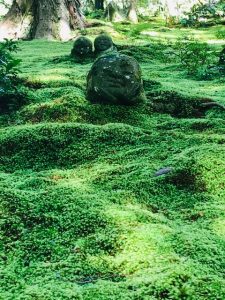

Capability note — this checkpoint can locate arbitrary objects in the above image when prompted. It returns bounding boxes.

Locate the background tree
[1,0,222,41]
[105,0,138,23]
[95,0,104,10]
[0,0,85,41]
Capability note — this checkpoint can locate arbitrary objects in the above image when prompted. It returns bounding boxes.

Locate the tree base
[0,0,85,41]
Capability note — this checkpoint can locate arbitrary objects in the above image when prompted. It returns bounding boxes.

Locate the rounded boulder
[87,53,146,105]
[94,34,114,54]
[71,36,93,58]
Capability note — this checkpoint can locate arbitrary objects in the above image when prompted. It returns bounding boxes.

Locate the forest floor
[0,19,225,299]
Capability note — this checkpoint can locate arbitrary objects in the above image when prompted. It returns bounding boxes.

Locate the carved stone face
[71,37,93,57]
[94,34,113,52]
[87,53,146,105]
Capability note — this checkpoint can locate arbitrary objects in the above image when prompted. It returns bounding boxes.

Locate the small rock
[71,36,93,58]
[154,167,173,177]
[94,34,115,54]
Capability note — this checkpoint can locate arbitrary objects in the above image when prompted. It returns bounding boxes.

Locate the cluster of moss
[0,19,225,299]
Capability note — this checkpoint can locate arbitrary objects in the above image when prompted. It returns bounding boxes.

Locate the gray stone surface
[87,53,146,105]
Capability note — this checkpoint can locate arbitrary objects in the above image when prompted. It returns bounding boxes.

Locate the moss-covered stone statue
[87,53,146,105]
[94,34,116,55]
[71,36,93,59]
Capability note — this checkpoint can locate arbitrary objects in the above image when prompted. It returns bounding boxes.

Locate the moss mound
[1,21,225,300]
[0,123,149,171]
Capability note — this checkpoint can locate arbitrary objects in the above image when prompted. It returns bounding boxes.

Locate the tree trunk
[0,0,33,40]
[95,0,104,10]
[105,0,138,23]
[165,0,179,25]
[0,0,85,41]
[127,0,138,23]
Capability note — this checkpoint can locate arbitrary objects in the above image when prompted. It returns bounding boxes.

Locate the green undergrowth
[0,20,225,299]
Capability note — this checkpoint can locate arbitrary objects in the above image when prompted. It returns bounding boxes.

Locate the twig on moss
[201,102,225,110]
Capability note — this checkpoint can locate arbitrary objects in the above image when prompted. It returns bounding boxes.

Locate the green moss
[0,19,225,299]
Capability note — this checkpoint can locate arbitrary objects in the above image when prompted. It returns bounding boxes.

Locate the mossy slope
[0,20,225,299]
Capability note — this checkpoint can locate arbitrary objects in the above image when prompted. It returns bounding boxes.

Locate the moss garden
[0,15,225,300]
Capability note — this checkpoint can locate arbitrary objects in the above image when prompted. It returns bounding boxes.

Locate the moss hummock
[0,19,225,300]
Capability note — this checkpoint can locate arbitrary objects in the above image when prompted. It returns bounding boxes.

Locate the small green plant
[181,1,225,27]
[172,36,216,79]
[0,39,21,90]
[215,28,225,39]
[0,39,28,112]
[85,9,104,20]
